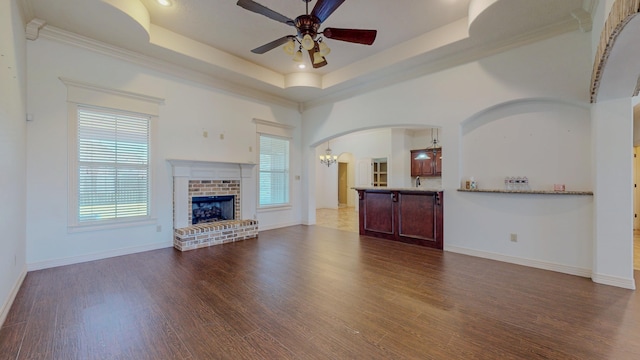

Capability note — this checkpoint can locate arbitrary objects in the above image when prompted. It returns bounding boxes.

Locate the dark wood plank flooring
[2,225,640,359]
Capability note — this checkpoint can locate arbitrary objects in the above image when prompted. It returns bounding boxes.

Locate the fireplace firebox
[191,195,235,225]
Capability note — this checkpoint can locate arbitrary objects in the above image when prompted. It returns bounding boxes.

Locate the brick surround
[187,180,241,225]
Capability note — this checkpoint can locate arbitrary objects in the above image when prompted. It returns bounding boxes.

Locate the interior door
[338,162,348,205]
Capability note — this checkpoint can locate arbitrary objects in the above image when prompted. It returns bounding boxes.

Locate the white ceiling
[20,0,589,107]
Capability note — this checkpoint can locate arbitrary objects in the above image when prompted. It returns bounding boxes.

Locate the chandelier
[319,141,337,167]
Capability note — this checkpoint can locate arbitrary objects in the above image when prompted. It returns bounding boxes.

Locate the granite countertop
[457,188,593,195]
[352,187,443,192]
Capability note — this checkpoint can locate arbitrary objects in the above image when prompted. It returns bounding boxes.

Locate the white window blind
[77,105,150,223]
[259,134,290,207]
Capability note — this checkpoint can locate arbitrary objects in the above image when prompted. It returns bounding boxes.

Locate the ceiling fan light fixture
[313,51,325,65]
[237,0,377,69]
[292,48,303,62]
[301,34,315,50]
[318,40,330,56]
[283,39,295,55]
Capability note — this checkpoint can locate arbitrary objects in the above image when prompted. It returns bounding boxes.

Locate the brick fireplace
[168,159,258,251]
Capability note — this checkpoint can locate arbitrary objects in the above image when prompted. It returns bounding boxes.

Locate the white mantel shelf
[167,159,256,180]
[457,188,593,196]
[167,159,256,167]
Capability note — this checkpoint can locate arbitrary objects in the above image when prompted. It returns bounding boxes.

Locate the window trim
[253,119,295,211]
[63,78,163,231]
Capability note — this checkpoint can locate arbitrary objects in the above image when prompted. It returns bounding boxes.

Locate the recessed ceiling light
[297,64,306,69]
[157,0,172,6]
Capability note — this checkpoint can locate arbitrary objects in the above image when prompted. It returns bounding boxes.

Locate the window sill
[68,217,157,233]
[257,205,293,213]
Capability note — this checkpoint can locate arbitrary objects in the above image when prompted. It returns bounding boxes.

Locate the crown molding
[17,0,34,24]
[572,8,593,32]
[25,18,45,40]
[252,118,295,130]
[59,77,166,105]
[302,18,583,111]
[37,25,300,111]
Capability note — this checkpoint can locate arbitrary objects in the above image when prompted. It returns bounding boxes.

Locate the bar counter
[353,187,443,249]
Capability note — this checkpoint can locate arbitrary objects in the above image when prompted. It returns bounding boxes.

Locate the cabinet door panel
[363,192,394,234]
[435,149,442,175]
[398,193,436,241]
[410,150,424,177]
[422,155,435,176]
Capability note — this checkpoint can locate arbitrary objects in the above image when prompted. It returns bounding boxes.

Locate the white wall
[0,0,27,325]
[462,99,592,190]
[592,97,634,288]
[26,36,302,267]
[314,129,393,209]
[304,30,600,281]
[315,141,338,209]
[389,128,411,188]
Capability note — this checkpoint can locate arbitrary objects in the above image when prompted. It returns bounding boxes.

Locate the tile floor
[315,207,358,233]
[635,230,640,270]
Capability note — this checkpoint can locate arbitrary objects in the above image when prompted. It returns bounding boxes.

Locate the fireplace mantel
[168,159,257,229]
[167,159,255,179]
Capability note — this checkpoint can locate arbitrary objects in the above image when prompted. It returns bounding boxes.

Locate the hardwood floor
[2,225,640,359]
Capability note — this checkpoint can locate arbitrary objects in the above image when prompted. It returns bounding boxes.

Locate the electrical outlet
[202,130,208,138]
[219,133,224,140]
[156,225,162,232]
[510,233,517,242]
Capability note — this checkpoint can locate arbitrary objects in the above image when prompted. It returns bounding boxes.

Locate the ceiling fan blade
[323,28,377,45]
[237,0,295,26]
[251,36,295,54]
[311,0,346,23]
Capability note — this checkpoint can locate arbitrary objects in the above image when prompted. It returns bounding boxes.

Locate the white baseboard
[0,266,27,328]
[27,241,173,271]
[258,221,301,231]
[592,273,636,290]
[445,245,593,279]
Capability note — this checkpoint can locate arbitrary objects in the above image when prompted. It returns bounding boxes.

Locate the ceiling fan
[236,0,377,68]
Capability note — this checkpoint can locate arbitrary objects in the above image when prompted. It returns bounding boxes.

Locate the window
[62,78,162,231]
[259,134,290,207]
[76,105,150,223]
